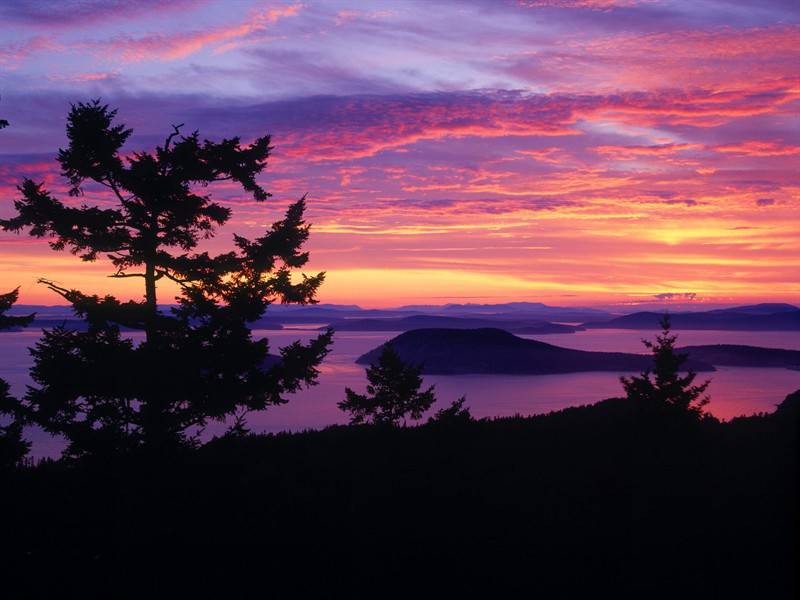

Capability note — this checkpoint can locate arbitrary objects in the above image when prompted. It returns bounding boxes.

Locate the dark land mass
[325,315,582,333]
[584,306,800,330]
[356,328,715,374]
[11,301,799,332]
[680,344,800,368]
[711,302,799,315]
[2,391,796,597]
[9,301,611,327]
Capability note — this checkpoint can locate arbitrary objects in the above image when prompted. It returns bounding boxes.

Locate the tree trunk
[143,258,164,452]
[144,260,157,342]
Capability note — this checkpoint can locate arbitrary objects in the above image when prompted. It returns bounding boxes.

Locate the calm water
[2,326,799,458]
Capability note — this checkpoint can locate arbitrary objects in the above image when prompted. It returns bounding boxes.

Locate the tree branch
[164,123,184,153]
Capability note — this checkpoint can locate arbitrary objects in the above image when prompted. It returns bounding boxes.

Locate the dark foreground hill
[584,307,800,330]
[357,328,715,374]
[1,391,796,597]
[325,315,582,333]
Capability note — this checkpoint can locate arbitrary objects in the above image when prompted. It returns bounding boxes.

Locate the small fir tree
[620,314,710,417]
[339,345,436,426]
[427,396,473,426]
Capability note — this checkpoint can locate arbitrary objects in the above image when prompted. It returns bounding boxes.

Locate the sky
[0,0,798,308]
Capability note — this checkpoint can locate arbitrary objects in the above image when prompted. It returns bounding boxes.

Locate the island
[356,328,715,374]
[679,344,800,368]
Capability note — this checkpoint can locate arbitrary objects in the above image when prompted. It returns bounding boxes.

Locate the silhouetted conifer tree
[339,345,435,426]
[620,314,710,417]
[0,288,34,467]
[1,100,332,458]
[427,396,473,425]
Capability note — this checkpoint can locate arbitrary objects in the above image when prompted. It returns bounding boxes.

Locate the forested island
[356,328,800,374]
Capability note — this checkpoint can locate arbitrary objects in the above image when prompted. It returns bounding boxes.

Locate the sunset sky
[0,0,798,307]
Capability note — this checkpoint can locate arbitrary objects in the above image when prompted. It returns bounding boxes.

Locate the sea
[2,326,799,458]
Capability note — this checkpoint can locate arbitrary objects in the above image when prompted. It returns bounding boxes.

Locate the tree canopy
[1,100,332,458]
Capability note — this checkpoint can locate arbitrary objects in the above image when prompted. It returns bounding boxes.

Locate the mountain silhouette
[584,307,800,330]
[325,315,582,333]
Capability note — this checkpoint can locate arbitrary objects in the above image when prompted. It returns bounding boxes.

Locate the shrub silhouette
[339,344,436,426]
[427,396,473,425]
[0,100,332,458]
[621,314,710,417]
[0,288,34,467]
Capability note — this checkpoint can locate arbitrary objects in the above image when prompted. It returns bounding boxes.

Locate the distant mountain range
[395,302,609,321]
[357,328,800,375]
[323,315,582,334]
[583,304,800,331]
[6,301,799,332]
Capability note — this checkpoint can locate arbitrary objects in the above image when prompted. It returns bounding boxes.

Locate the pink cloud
[0,36,57,66]
[712,141,800,157]
[106,4,302,62]
[518,0,650,8]
[263,82,798,163]
[501,25,800,91]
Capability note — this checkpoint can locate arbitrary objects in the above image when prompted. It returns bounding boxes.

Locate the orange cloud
[592,143,702,159]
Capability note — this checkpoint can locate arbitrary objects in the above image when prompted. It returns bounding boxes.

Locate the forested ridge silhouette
[2,389,796,597]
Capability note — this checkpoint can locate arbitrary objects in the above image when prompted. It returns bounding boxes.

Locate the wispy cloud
[102,4,302,62]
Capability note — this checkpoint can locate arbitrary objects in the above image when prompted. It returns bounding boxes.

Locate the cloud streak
[103,4,302,62]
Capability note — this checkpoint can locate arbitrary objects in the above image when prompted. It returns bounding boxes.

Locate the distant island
[356,328,715,375]
[324,315,582,334]
[357,328,800,375]
[583,304,800,331]
[680,344,800,368]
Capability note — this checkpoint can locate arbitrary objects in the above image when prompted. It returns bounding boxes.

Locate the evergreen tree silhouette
[1,100,332,458]
[620,314,710,417]
[339,345,435,426]
[0,289,34,467]
[427,396,473,426]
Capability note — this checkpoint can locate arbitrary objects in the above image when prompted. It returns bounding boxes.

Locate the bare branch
[164,123,185,152]
[155,269,192,289]
[37,278,72,301]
